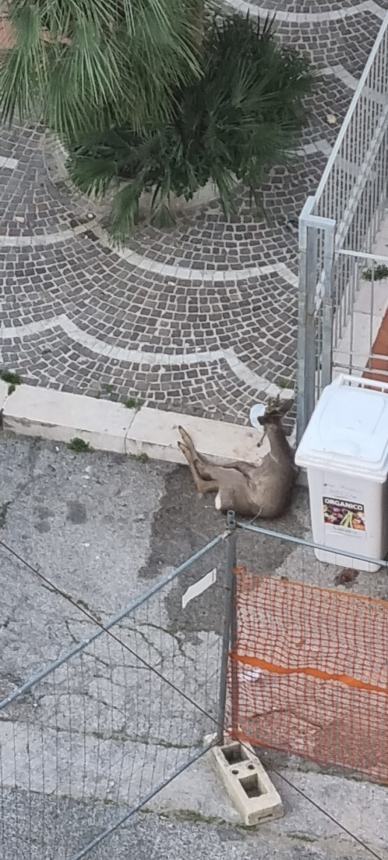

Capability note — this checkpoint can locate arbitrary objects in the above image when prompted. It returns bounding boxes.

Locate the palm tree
[0,0,201,137]
[68,14,313,239]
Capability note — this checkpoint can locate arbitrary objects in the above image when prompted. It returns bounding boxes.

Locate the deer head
[257,395,293,427]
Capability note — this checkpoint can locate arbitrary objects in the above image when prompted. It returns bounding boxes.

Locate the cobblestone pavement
[1,0,388,423]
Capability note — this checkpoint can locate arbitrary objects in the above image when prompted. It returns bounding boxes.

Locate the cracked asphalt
[0,432,387,860]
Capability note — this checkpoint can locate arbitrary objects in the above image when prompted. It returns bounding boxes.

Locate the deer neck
[266,424,292,464]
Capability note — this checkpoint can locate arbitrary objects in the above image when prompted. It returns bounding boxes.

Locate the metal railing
[333,248,388,381]
[297,12,388,440]
[0,532,234,860]
[314,14,388,251]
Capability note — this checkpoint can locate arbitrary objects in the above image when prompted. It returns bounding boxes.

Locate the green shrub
[68,13,313,238]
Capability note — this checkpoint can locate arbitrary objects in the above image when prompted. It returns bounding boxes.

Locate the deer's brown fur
[178,398,297,518]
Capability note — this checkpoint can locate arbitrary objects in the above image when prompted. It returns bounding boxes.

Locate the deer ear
[265,395,280,414]
[279,396,293,415]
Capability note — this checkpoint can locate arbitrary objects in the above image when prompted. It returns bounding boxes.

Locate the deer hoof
[178,426,193,447]
[178,440,190,460]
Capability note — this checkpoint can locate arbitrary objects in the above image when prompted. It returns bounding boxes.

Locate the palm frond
[109,180,145,243]
[0,0,201,134]
[67,152,118,197]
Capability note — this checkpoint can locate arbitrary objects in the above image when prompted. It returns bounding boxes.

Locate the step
[0,382,270,465]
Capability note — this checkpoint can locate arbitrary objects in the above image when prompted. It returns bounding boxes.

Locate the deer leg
[194,458,247,486]
[197,455,256,480]
[180,438,260,516]
[216,460,256,479]
[178,426,197,457]
[178,442,219,495]
[178,426,255,478]
[193,459,258,516]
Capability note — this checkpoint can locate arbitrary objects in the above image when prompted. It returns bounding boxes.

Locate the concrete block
[126,406,268,464]
[212,741,283,827]
[3,385,136,453]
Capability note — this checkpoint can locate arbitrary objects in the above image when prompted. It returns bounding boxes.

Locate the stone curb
[0,381,271,464]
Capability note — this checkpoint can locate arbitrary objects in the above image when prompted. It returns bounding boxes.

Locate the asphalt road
[0,433,387,860]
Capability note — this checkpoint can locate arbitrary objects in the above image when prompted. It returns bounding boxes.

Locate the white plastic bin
[295,375,388,571]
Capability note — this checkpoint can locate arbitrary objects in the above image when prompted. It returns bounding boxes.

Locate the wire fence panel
[297,13,388,438]
[314,14,388,251]
[0,533,232,860]
[228,526,388,784]
[333,249,388,383]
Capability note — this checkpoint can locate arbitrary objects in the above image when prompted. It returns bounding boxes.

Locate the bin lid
[295,376,388,478]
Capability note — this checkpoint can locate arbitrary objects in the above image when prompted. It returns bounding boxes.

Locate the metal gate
[0,530,235,860]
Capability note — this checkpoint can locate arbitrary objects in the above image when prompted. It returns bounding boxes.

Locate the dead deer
[178,398,297,518]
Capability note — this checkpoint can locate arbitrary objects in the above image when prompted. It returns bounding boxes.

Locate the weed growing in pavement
[68,437,94,453]
[0,369,22,395]
[363,264,388,281]
[124,397,142,410]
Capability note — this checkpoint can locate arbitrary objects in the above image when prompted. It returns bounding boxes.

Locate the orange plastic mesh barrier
[228,570,388,783]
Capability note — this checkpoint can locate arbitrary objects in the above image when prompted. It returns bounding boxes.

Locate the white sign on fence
[182,568,217,609]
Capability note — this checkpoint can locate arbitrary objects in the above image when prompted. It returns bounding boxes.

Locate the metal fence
[297,12,388,440]
[0,530,235,860]
[2,517,388,858]
[332,249,388,382]
[229,521,388,785]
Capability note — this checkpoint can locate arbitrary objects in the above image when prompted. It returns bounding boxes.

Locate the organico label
[323,497,366,532]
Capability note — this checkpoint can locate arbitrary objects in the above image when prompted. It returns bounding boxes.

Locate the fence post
[321,220,336,389]
[297,197,319,443]
[297,198,337,442]
[217,510,237,745]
